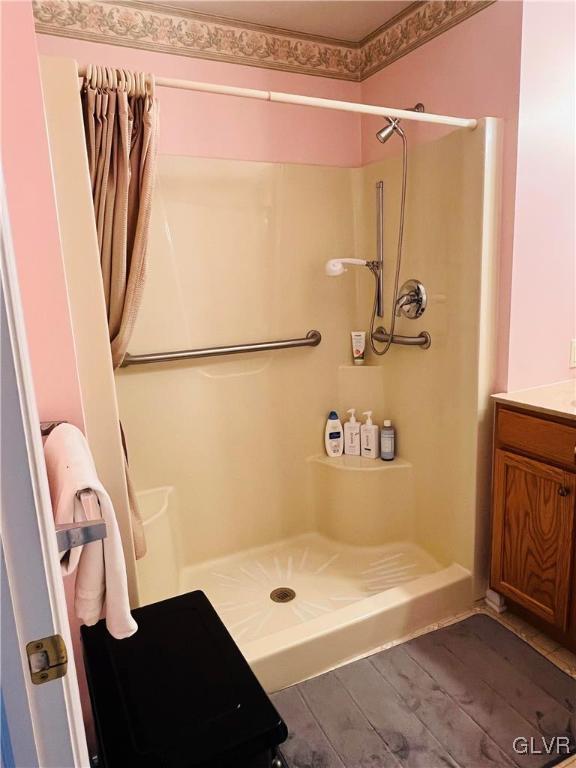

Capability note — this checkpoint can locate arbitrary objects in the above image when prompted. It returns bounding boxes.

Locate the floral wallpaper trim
[33,0,496,82]
[362,0,496,78]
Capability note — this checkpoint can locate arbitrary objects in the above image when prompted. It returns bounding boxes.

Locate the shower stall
[115,123,500,692]
[39,57,501,693]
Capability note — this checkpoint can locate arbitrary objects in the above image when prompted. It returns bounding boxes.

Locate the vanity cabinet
[490,404,576,649]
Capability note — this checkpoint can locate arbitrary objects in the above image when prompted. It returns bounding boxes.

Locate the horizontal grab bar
[121,330,322,367]
[372,327,431,349]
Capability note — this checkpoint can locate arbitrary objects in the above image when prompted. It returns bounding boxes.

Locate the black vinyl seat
[81,590,288,767]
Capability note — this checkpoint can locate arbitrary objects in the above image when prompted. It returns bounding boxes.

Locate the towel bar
[56,489,107,553]
[56,518,107,553]
[40,422,108,552]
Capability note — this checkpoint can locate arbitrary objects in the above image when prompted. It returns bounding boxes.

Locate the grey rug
[271,614,575,768]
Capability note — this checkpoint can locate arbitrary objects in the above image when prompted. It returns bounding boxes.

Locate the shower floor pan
[180,532,471,691]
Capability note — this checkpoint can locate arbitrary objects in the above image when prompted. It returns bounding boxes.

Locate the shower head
[325,258,370,277]
[376,120,403,144]
[376,103,425,143]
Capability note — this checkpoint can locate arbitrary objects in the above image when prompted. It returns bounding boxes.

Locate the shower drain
[270,587,296,603]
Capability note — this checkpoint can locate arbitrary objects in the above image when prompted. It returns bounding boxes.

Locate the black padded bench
[82,590,288,767]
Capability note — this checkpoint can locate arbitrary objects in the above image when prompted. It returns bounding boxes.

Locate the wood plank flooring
[272,615,576,768]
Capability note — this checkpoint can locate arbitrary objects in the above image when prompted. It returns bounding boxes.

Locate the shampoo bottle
[361,411,379,459]
[344,409,361,456]
[325,411,344,457]
[381,420,395,461]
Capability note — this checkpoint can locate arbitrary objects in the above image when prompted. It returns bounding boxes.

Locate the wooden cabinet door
[491,449,576,630]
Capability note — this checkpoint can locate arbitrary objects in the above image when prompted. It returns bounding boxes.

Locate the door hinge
[26,634,68,685]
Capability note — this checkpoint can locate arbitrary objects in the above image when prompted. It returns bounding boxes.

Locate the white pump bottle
[344,409,361,456]
[361,411,379,459]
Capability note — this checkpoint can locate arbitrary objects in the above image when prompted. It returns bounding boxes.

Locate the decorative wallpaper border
[33,0,496,82]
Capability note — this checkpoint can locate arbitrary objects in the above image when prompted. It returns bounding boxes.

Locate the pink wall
[37,35,362,167]
[360,0,524,392]
[1,0,94,748]
[1,1,84,428]
[507,0,575,390]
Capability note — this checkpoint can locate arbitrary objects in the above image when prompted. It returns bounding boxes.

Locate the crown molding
[33,0,496,82]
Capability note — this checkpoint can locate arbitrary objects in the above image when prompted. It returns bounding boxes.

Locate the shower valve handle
[395,279,427,320]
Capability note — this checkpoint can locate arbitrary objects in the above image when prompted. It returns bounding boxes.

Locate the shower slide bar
[121,330,322,366]
[77,67,477,130]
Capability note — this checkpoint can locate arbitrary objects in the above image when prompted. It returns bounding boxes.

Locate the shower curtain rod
[77,66,477,130]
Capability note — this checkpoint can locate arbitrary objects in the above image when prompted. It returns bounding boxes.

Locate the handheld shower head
[325,258,370,277]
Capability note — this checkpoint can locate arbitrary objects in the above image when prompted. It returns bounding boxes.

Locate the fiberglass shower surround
[85,74,474,366]
[90,61,497,693]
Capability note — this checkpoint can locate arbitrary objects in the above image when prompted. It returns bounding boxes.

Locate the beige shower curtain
[81,65,159,559]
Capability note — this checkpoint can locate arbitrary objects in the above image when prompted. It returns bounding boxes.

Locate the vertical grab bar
[376,181,384,318]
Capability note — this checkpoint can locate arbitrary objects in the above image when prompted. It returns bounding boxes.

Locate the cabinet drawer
[497,407,576,469]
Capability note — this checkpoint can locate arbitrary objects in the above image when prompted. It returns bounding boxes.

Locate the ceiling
[158,1,414,42]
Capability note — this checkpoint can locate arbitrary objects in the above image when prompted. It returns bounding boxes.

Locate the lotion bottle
[380,420,395,461]
[325,411,344,457]
[361,411,379,459]
[344,409,361,456]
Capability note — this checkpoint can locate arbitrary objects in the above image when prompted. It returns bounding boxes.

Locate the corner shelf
[308,454,412,472]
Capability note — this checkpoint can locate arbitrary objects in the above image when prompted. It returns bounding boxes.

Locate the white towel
[44,424,137,639]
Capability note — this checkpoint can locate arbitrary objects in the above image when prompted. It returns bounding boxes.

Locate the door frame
[1,169,89,767]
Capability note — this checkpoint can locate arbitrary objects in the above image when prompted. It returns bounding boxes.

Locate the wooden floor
[272,615,576,768]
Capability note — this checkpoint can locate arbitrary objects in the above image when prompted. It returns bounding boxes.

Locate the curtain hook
[85,63,92,88]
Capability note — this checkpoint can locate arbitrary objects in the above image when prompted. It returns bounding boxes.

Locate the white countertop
[492,379,576,421]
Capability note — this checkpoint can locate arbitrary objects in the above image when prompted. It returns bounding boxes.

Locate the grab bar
[372,327,431,349]
[121,329,322,367]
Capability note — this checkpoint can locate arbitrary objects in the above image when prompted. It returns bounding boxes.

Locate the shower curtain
[81,65,159,559]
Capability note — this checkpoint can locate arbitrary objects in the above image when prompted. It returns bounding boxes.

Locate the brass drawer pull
[558,486,571,497]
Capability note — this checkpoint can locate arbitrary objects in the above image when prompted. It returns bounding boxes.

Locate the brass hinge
[26,634,68,685]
